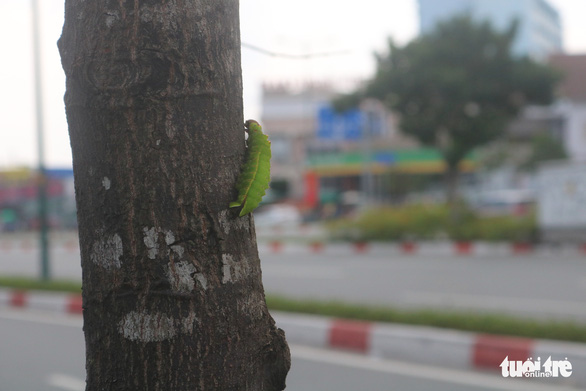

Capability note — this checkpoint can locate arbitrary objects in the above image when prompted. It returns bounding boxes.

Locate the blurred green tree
[335,15,559,204]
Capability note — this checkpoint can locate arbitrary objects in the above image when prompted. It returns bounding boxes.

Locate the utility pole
[31,0,50,280]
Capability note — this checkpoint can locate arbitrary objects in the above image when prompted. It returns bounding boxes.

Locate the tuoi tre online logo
[500,356,572,378]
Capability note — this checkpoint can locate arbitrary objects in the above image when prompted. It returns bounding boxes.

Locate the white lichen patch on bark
[119,310,176,342]
[165,230,175,245]
[170,245,184,258]
[164,113,177,140]
[218,210,249,235]
[166,260,197,292]
[143,228,200,291]
[102,176,111,190]
[218,210,230,235]
[221,254,234,283]
[181,311,198,334]
[104,11,119,28]
[195,273,208,290]
[90,233,122,269]
[118,310,199,342]
[221,253,249,284]
[238,291,265,320]
[143,227,159,259]
[144,228,184,260]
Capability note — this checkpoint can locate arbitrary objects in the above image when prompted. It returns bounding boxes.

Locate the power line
[241,42,349,59]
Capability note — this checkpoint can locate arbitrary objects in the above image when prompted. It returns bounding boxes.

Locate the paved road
[2,247,586,321]
[0,309,575,391]
[0,310,85,391]
[261,251,586,321]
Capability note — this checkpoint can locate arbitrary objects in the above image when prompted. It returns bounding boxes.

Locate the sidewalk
[1,288,585,388]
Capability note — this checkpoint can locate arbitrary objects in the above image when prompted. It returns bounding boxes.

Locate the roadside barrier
[273,312,586,388]
[0,289,82,314]
[255,241,583,257]
[1,237,586,257]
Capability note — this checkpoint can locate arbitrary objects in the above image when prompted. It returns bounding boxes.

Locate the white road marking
[403,291,586,317]
[47,373,85,391]
[290,344,578,391]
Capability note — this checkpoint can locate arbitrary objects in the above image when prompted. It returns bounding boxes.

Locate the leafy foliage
[335,15,560,201]
[326,203,537,242]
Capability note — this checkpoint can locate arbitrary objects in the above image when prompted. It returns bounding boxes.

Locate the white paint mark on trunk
[90,233,122,269]
[102,177,111,190]
[143,227,159,259]
[166,260,197,292]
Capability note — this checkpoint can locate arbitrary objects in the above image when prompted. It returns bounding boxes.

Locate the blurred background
[2,0,586,390]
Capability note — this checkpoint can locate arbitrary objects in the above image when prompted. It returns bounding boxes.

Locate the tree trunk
[58,1,290,390]
[445,164,460,207]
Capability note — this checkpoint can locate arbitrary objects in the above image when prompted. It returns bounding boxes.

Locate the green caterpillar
[229,119,271,216]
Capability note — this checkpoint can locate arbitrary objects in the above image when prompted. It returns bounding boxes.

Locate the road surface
[2,245,586,321]
[261,251,586,321]
[0,309,575,391]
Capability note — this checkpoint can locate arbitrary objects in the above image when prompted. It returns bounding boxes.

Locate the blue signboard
[317,105,363,141]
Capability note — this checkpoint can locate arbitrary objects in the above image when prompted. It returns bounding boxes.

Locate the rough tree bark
[58,1,290,390]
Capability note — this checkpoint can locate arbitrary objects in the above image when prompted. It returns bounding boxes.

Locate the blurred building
[418,0,563,60]
[549,54,586,161]
[261,83,334,202]
[510,54,586,162]
[474,54,586,204]
[260,83,476,212]
[0,168,76,231]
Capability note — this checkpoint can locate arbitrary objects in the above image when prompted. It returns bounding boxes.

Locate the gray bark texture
[58,1,290,390]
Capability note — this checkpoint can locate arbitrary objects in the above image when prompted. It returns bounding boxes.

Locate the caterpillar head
[244,119,262,134]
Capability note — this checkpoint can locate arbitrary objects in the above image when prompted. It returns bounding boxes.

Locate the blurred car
[474,189,535,216]
[253,204,302,228]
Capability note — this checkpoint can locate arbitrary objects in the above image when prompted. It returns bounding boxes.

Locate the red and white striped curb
[0,289,82,314]
[0,238,80,253]
[273,312,586,387]
[2,237,586,257]
[257,241,586,257]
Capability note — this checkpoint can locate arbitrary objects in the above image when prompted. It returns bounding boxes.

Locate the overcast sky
[1,0,585,169]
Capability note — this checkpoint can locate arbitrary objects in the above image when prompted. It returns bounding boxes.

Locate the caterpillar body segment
[230,120,272,216]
